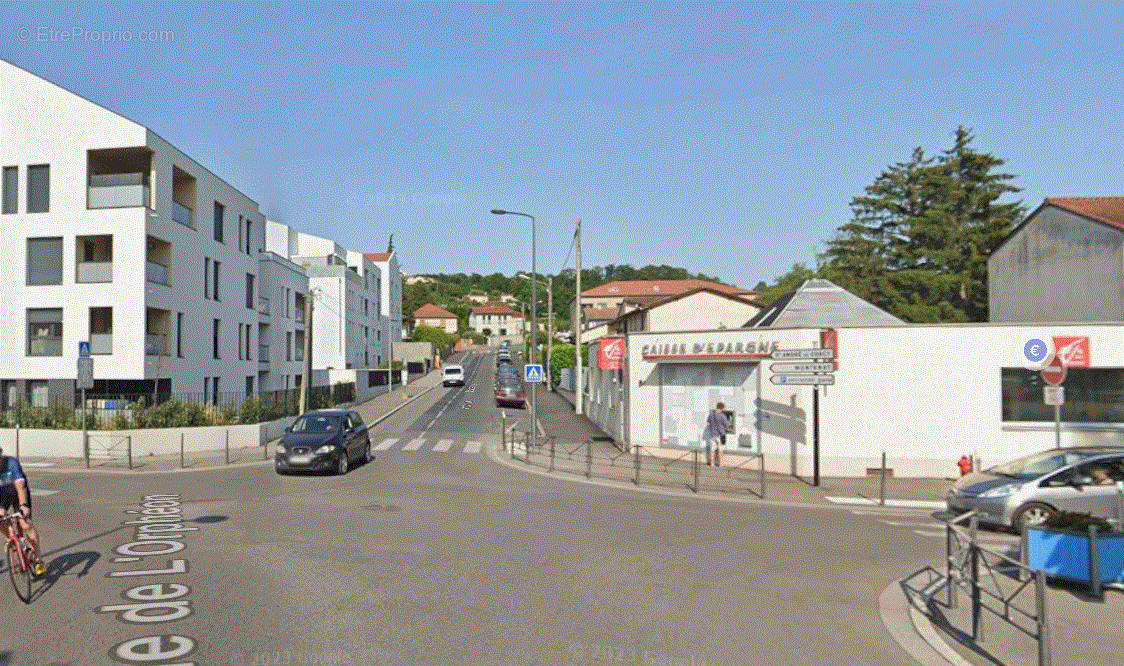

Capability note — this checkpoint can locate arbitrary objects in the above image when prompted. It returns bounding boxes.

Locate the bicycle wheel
[7,540,31,604]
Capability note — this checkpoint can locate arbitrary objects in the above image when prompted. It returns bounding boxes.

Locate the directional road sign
[770,362,835,373]
[524,364,543,383]
[770,348,834,360]
[770,374,834,386]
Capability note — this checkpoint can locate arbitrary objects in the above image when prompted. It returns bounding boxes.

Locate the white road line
[402,438,425,451]
[30,489,59,497]
[910,529,1015,547]
[464,441,482,454]
[826,496,946,510]
[433,439,453,452]
[880,520,945,528]
[21,462,55,468]
[374,438,399,451]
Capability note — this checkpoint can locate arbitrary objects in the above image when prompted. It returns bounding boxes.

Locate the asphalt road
[3,351,983,665]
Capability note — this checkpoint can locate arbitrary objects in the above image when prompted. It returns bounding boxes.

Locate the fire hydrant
[958,455,973,477]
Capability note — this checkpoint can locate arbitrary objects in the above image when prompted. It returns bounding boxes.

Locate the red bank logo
[1053,336,1089,367]
[599,337,625,370]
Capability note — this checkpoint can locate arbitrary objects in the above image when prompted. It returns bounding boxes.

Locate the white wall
[647,292,760,331]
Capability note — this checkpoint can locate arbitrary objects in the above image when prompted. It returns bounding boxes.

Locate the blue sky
[3,2,1123,290]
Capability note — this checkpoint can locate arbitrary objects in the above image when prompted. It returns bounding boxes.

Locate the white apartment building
[469,302,524,338]
[1,59,269,406]
[256,251,309,393]
[364,251,403,351]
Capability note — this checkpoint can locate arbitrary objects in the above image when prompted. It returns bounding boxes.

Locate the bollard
[634,444,641,486]
[880,451,887,506]
[1090,525,1102,599]
[14,425,19,460]
[693,449,699,494]
[759,452,766,500]
[180,432,185,468]
[225,429,230,465]
[127,435,133,470]
[549,437,555,472]
[1035,570,1051,666]
[586,439,592,479]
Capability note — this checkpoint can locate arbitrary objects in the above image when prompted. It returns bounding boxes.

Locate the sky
[2,2,1123,290]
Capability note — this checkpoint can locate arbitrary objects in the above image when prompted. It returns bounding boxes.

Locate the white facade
[415,315,458,334]
[256,251,309,393]
[1,60,266,405]
[591,323,1124,478]
[614,290,761,334]
[369,252,403,348]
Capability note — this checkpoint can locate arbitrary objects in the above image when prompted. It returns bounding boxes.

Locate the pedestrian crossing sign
[524,364,543,383]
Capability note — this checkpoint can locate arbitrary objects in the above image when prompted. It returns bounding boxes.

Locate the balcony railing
[90,333,113,355]
[77,261,113,283]
[88,173,149,209]
[145,333,169,356]
[28,337,63,357]
[258,296,270,315]
[172,200,194,228]
[145,260,169,285]
[258,345,270,363]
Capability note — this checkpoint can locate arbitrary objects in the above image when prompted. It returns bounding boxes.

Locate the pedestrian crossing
[374,438,485,454]
[850,509,1019,549]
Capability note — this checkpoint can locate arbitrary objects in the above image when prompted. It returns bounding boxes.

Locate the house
[572,279,757,334]
[413,303,458,334]
[609,286,765,334]
[469,302,523,343]
[989,197,1124,322]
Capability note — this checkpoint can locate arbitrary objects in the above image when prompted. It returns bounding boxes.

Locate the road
[3,350,991,665]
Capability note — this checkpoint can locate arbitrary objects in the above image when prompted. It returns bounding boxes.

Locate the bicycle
[0,513,36,603]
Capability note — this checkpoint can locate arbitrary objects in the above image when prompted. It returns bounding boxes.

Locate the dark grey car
[275,409,371,475]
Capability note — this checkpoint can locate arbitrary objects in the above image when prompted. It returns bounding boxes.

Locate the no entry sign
[1041,356,1067,386]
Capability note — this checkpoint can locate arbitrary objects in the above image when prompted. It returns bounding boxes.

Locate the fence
[902,510,1051,665]
[502,425,766,499]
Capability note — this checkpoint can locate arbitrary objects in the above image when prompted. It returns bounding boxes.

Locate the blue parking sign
[524,364,543,383]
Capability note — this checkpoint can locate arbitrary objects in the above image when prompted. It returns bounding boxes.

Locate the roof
[582,279,754,299]
[413,303,457,319]
[583,306,620,321]
[363,252,393,262]
[471,302,521,316]
[746,279,904,328]
[1044,197,1124,231]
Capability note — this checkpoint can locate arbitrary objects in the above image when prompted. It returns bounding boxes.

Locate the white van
[442,364,465,387]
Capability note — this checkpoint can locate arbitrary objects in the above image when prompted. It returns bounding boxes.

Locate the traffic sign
[77,357,94,390]
[524,364,543,383]
[770,348,834,360]
[78,340,91,358]
[770,362,835,373]
[1044,386,1065,406]
[770,374,834,386]
[1040,356,1066,386]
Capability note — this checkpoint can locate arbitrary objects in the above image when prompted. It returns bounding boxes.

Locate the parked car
[946,447,1124,531]
[442,364,465,387]
[275,409,371,475]
[495,376,526,408]
[497,349,512,363]
[495,364,520,382]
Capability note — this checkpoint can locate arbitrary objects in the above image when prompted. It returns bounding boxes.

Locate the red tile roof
[583,306,620,321]
[1046,197,1124,231]
[581,279,754,298]
[363,252,393,262]
[471,302,521,316]
[413,303,457,319]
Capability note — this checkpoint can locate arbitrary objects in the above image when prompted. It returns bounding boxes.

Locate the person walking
[705,402,730,467]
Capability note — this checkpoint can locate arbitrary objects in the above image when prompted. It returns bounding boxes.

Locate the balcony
[77,261,113,283]
[145,333,169,356]
[145,261,169,286]
[89,333,112,355]
[88,172,150,209]
[172,200,194,228]
[258,296,270,315]
[258,345,270,363]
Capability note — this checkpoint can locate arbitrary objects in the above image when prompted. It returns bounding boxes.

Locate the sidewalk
[21,370,445,473]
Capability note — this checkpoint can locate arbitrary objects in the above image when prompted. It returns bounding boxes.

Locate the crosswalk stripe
[827,496,947,510]
[402,439,424,451]
[433,439,453,452]
[21,462,55,468]
[30,489,58,497]
[464,441,482,454]
[374,438,398,451]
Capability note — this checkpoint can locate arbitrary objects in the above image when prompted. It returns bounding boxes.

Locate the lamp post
[491,209,537,455]
[519,273,552,390]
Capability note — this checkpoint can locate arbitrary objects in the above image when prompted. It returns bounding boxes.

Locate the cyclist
[0,447,46,577]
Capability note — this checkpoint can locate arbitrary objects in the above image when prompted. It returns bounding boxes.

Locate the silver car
[946,447,1124,531]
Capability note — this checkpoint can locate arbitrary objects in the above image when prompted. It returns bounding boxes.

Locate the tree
[754,263,818,307]
[819,127,1025,322]
[411,324,455,351]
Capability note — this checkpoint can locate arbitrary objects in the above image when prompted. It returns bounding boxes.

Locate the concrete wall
[989,206,1124,323]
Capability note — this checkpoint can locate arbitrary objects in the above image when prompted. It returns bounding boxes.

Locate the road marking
[433,439,453,452]
[22,462,55,468]
[374,438,399,451]
[464,441,482,454]
[403,438,425,451]
[880,520,944,528]
[826,496,946,510]
[31,489,59,497]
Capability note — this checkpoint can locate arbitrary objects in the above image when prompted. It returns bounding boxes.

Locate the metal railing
[903,510,1051,665]
[86,433,132,469]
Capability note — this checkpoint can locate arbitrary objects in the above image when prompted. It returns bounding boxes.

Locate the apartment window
[212,260,221,300]
[245,273,255,309]
[213,202,224,242]
[286,332,292,361]
[246,376,254,397]
[89,307,112,355]
[238,324,244,360]
[212,377,220,406]
[27,237,63,285]
[204,258,211,298]
[212,318,221,359]
[245,325,252,360]
[27,381,48,408]
[2,166,16,214]
[27,308,63,356]
[176,312,184,357]
[245,219,252,255]
[27,165,49,213]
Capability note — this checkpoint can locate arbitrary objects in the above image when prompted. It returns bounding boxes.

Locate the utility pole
[574,219,582,415]
[299,291,314,414]
[546,275,553,391]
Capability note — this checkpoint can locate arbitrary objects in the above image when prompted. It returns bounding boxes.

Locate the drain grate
[362,504,402,512]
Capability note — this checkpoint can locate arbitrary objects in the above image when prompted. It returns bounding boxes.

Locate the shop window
[1002,368,1124,423]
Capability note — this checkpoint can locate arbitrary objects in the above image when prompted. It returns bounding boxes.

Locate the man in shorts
[705,402,730,467]
[0,447,46,577]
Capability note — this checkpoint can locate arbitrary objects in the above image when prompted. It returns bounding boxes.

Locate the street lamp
[518,272,552,390]
[491,208,538,456]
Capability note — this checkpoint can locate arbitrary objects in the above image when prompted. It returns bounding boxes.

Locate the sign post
[78,343,94,466]
[1041,357,1067,448]
[769,343,837,486]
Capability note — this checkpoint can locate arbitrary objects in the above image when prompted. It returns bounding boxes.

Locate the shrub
[1044,511,1113,534]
